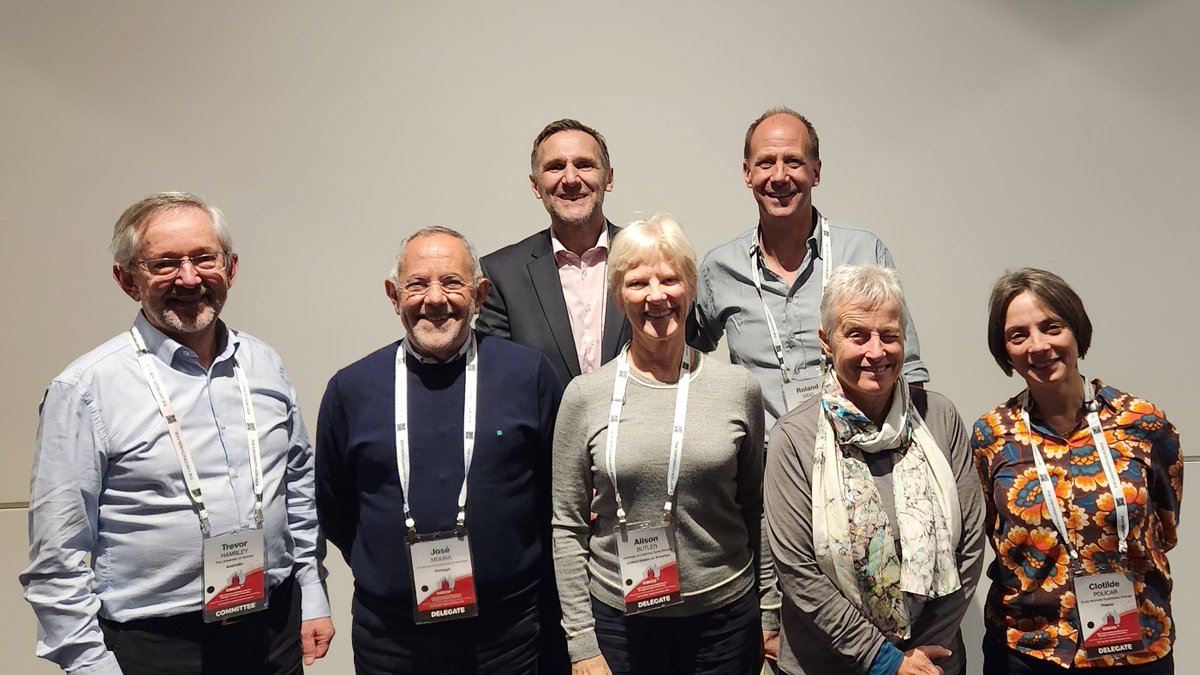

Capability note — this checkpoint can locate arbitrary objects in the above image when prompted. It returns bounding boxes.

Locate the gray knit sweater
[551,353,778,662]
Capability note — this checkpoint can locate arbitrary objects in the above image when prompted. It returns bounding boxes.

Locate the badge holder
[777,357,825,410]
[202,529,267,623]
[615,521,682,615]
[1072,558,1145,660]
[408,529,478,624]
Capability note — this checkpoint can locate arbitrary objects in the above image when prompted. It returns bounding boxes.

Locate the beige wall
[3,1,1196,673]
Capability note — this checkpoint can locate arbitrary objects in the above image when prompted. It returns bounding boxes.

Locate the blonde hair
[607,213,697,297]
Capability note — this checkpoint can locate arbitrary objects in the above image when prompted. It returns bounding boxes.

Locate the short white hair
[820,265,907,334]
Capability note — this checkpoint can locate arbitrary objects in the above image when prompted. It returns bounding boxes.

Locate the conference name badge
[202,529,267,623]
[783,374,823,412]
[1075,570,1145,660]
[408,530,478,624]
[615,522,682,615]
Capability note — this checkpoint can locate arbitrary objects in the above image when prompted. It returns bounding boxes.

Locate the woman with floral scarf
[764,264,985,675]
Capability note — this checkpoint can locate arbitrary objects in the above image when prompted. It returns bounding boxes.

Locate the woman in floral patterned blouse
[972,268,1182,674]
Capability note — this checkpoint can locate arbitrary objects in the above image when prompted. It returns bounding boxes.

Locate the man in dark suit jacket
[478,119,631,386]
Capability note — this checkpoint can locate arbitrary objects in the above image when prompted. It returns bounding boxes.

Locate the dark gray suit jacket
[477,223,631,386]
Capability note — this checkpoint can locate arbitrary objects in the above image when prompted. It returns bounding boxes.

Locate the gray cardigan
[551,353,779,662]
[765,389,986,675]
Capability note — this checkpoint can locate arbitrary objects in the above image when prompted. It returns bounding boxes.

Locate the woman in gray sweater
[552,214,777,675]
[764,265,985,675]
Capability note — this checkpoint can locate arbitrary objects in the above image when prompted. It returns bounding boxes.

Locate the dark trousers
[983,632,1175,675]
[591,588,761,675]
[351,592,540,675]
[99,576,301,675]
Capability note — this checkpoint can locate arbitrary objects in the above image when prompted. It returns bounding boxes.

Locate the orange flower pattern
[972,380,1182,668]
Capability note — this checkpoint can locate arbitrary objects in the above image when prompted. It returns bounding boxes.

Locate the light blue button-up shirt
[21,313,329,675]
[689,212,929,429]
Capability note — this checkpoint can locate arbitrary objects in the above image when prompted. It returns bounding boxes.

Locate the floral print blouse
[971,380,1182,668]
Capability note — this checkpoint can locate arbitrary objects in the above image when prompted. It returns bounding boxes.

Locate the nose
[423,281,448,305]
[1027,330,1051,352]
[562,164,581,187]
[769,161,787,183]
[863,333,886,359]
[174,259,202,287]
[646,280,667,303]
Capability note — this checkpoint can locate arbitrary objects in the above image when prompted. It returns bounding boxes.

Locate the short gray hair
[820,265,907,335]
[111,192,231,269]
[607,213,697,298]
[388,226,483,285]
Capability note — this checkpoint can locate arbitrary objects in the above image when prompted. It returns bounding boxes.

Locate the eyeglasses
[399,276,472,298]
[135,252,231,277]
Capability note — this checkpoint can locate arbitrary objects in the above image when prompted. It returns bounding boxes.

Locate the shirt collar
[749,207,825,260]
[133,311,238,367]
[403,332,473,364]
[551,227,609,261]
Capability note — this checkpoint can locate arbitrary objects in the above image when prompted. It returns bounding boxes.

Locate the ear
[224,252,239,289]
[529,173,543,200]
[114,263,141,301]
[743,160,753,189]
[384,279,402,315]
[473,277,490,311]
[603,167,614,192]
[811,158,822,187]
[818,327,833,358]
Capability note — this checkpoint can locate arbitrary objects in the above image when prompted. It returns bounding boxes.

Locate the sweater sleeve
[736,373,779,630]
[765,407,889,673]
[315,373,357,563]
[551,377,602,663]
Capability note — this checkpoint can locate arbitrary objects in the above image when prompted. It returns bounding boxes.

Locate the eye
[880,332,902,343]
[1006,330,1027,345]
[1044,322,1066,335]
[440,277,467,293]
[146,258,179,274]
[845,330,868,345]
[403,278,431,294]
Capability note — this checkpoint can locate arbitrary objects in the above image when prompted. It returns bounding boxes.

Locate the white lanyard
[395,336,479,536]
[605,345,692,526]
[1019,378,1130,559]
[129,328,264,536]
[750,216,831,383]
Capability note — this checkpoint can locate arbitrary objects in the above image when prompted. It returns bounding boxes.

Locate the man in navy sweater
[316,226,563,674]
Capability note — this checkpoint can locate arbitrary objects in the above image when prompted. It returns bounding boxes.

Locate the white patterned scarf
[811,372,962,641]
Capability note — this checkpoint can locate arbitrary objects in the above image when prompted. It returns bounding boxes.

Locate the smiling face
[386,233,488,362]
[820,299,904,419]
[617,254,692,349]
[530,129,613,232]
[743,114,822,226]
[1003,291,1081,392]
[113,205,237,348]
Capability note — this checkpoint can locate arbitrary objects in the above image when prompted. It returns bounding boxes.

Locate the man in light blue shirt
[20,192,334,675]
[689,108,929,431]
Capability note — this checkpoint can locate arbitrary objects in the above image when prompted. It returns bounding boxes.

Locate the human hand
[762,630,780,663]
[301,617,336,666]
[572,654,613,675]
[897,645,951,675]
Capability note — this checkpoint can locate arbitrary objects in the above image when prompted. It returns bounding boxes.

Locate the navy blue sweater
[316,333,563,630]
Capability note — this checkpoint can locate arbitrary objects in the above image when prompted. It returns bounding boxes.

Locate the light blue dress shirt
[21,313,329,675]
[689,211,929,429]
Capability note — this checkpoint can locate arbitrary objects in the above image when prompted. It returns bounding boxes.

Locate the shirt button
[231,469,241,478]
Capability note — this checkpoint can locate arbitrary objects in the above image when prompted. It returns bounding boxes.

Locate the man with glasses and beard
[316,227,563,674]
[21,192,334,674]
